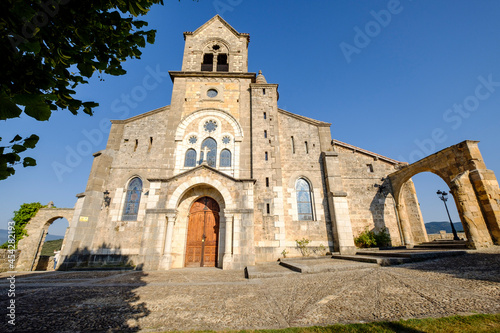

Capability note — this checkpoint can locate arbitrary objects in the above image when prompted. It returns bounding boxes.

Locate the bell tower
[180,15,250,73]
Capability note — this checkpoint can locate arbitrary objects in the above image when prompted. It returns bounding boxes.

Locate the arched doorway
[185,196,220,267]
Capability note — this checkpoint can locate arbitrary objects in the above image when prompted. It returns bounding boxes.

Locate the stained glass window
[222,136,231,144]
[204,120,217,133]
[184,149,197,167]
[296,178,313,221]
[123,177,142,221]
[189,136,197,144]
[220,149,231,167]
[200,137,217,167]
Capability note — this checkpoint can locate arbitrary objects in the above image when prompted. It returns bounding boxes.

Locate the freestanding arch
[388,141,500,248]
[16,208,75,271]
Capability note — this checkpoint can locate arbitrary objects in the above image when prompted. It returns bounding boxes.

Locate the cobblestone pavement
[1,247,500,332]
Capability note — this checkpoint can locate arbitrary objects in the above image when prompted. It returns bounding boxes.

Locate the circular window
[222,136,231,144]
[204,120,217,133]
[207,89,218,98]
[188,135,197,144]
[212,44,220,51]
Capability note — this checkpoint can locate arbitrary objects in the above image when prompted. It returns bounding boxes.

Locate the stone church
[57,15,429,270]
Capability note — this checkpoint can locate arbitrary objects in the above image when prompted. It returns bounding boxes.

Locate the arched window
[200,137,217,167]
[296,178,313,221]
[184,149,197,167]
[220,149,231,167]
[123,177,143,221]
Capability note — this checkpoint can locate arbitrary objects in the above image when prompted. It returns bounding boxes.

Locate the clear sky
[2,0,499,236]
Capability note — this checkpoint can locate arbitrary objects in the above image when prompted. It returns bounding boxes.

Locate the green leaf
[24,101,51,121]
[12,94,42,106]
[23,41,41,53]
[77,62,94,78]
[23,157,37,167]
[9,135,23,143]
[12,144,27,154]
[0,92,23,120]
[23,135,39,149]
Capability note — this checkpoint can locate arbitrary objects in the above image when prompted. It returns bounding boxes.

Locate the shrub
[295,238,311,256]
[354,228,392,248]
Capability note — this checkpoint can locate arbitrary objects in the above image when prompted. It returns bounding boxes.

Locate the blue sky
[2,0,499,236]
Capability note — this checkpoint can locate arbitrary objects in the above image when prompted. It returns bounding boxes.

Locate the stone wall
[0,250,20,272]
[427,231,467,241]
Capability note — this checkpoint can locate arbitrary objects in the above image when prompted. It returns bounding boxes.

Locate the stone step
[354,250,467,261]
[331,254,411,266]
[414,243,467,249]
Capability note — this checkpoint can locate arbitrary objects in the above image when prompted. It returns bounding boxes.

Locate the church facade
[59,16,427,271]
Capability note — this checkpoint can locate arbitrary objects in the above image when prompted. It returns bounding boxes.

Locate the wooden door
[185,197,220,267]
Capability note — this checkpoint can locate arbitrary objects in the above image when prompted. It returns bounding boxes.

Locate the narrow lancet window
[296,178,313,221]
[123,177,143,221]
[220,149,231,167]
[184,149,197,167]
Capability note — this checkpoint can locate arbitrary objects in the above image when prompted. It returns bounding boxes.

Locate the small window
[263,112,267,119]
[367,164,374,173]
[184,149,197,167]
[202,53,213,71]
[296,178,313,221]
[220,149,231,167]
[266,177,269,187]
[305,141,308,154]
[291,136,295,154]
[217,54,228,72]
[134,139,138,152]
[266,203,270,214]
[148,137,153,152]
[264,130,267,138]
[265,151,268,161]
[263,88,266,95]
[123,177,143,221]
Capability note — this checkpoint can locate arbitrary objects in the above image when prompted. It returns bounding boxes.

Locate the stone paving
[1,247,500,332]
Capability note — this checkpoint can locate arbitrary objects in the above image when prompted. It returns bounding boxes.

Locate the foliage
[40,238,63,256]
[281,249,288,258]
[0,202,46,248]
[0,0,164,180]
[354,228,391,248]
[295,238,311,256]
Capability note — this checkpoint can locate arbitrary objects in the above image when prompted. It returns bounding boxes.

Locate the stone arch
[167,176,235,211]
[388,141,500,248]
[168,183,233,269]
[175,108,244,141]
[16,208,75,271]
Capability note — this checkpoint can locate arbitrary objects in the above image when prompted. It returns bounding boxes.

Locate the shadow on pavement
[1,245,150,332]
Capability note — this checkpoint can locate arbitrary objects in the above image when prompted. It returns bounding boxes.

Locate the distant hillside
[0,229,64,245]
[425,221,464,234]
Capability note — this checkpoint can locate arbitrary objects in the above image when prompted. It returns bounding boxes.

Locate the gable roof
[183,15,250,42]
[278,108,331,127]
[111,105,170,124]
[149,164,255,184]
[332,139,403,164]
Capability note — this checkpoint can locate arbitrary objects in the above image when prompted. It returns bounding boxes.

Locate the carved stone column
[160,211,177,270]
[223,210,234,269]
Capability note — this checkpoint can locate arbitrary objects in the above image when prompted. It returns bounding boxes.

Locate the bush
[354,228,391,248]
